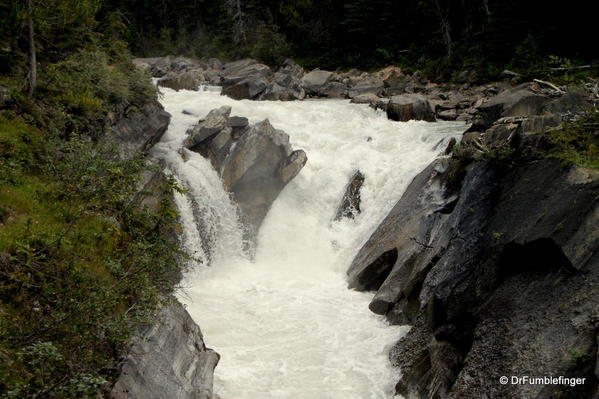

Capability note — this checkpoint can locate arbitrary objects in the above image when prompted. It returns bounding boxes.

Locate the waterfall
[152,87,466,399]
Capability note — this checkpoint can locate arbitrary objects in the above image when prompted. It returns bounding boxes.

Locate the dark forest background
[1,0,597,82]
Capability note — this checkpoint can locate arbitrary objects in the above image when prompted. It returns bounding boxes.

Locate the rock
[334,171,365,220]
[222,75,269,100]
[183,106,231,151]
[278,149,308,183]
[184,109,307,242]
[158,69,204,91]
[220,59,273,100]
[228,115,250,139]
[111,299,219,399]
[221,59,269,78]
[476,85,551,129]
[500,69,520,80]
[318,81,348,98]
[437,109,459,120]
[349,154,599,398]
[348,77,384,98]
[301,70,334,94]
[444,137,457,155]
[350,93,380,104]
[386,94,436,122]
[221,119,307,239]
[110,103,171,159]
[132,57,173,77]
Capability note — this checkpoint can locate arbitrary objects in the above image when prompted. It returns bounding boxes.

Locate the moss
[544,111,599,169]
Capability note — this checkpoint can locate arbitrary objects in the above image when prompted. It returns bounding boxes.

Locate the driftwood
[550,64,596,72]
[533,79,565,94]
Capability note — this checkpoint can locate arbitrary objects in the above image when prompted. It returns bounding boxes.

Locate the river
[152,86,466,399]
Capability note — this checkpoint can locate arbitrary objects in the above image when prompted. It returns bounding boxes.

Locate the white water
[153,86,466,399]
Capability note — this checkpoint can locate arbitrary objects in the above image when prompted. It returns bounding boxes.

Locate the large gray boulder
[386,94,436,122]
[220,59,273,100]
[348,155,599,398]
[110,103,171,159]
[221,120,307,237]
[184,109,307,241]
[111,300,219,399]
[301,70,334,95]
[259,59,306,101]
[158,69,205,91]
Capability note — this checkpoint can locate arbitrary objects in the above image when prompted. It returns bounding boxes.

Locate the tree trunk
[27,0,36,98]
[432,0,452,58]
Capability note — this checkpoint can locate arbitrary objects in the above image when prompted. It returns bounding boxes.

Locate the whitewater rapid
[152,86,466,399]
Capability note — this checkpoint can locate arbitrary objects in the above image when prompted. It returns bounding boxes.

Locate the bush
[0,113,184,398]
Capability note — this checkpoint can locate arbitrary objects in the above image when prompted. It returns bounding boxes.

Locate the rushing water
[152,86,466,399]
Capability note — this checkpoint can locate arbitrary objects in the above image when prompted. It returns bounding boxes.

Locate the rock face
[301,70,334,95]
[347,155,599,398]
[334,171,365,220]
[386,94,436,122]
[184,108,307,241]
[158,69,205,91]
[110,103,171,159]
[111,300,219,399]
[220,59,273,100]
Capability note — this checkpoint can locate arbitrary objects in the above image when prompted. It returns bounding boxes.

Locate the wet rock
[349,154,599,398]
[386,94,436,122]
[184,109,307,241]
[221,119,307,238]
[183,106,231,156]
[334,171,365,220]
[111,299,219,399]
[110,103,171,159]
[350,93,380,104]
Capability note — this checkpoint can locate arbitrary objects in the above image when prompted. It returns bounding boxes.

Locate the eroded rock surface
[110,103,171,159]
[111,300,219,399]
[334,170,365,220]
[183,108,307,241]
[348,155,599,398]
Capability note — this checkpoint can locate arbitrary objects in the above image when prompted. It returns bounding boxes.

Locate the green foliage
[0,111,184,397]
[545,111,599,169]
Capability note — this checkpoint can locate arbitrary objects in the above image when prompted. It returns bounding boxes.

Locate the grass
[545,111,599,169]
[0,82,182,397]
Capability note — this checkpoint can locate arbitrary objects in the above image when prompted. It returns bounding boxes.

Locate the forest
[1,0,597,83]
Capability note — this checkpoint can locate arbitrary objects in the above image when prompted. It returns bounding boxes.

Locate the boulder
[301,70,334,94]
[222,75,269,100]
[348,154,599,398]
[158,69,205,91]
[221,119,307,238]
[220,59,273,100]
[184,110,307,241]
[111,299,219,399]
[476,85,551,129]
[334,170,365,220]
[132,57,173,77]
[318,81,348,98]
[348,77,384,98]
[386,94,436,122]
[350,93,380,104]
[110,103,171,159]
